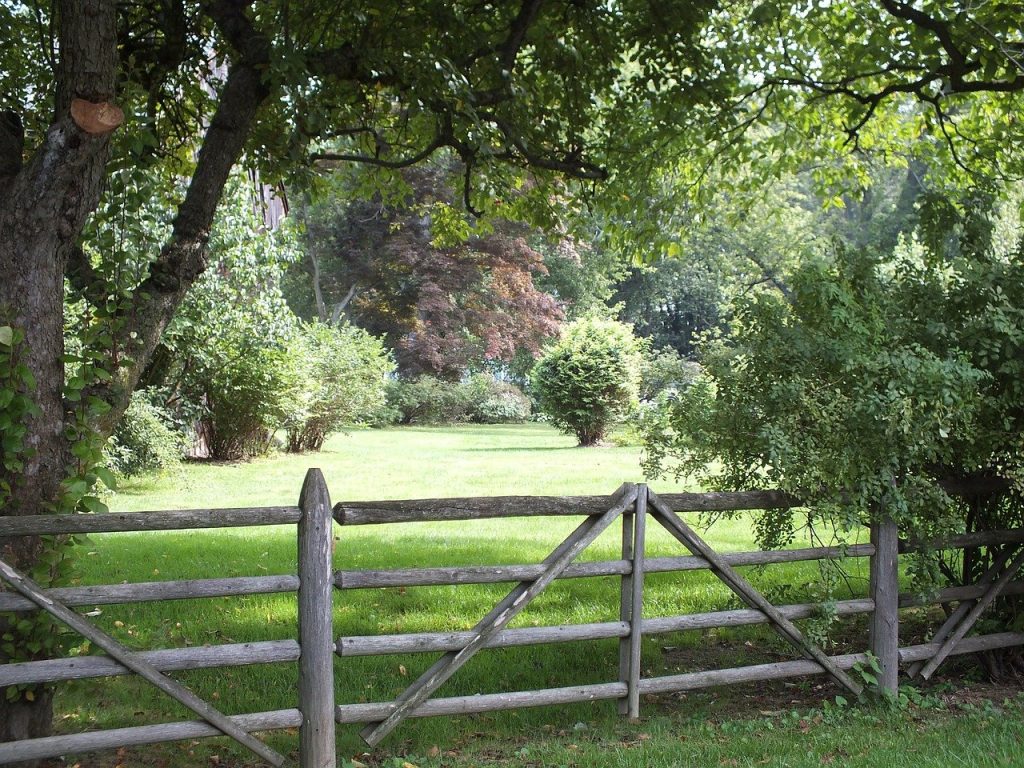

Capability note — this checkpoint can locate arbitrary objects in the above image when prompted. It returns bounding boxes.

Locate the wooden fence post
[625,485,647,719]
[298,469,336,768]
[617,484,635,716]
[869,517,899,697]
[617,484,647,719]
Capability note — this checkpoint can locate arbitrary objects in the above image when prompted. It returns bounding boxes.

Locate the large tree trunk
[0,2,271,756]
[0,1,119,753]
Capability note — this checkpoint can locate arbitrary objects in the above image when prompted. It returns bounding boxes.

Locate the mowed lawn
[47,424,1022,767]
[110,423,683,509]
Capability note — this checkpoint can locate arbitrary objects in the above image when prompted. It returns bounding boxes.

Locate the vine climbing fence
[1,469,1023,766]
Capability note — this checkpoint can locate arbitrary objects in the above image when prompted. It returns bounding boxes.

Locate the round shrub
[466,375,532,423]
[195,342,301,461]
[531,317,644,446]
[382,374,532,425]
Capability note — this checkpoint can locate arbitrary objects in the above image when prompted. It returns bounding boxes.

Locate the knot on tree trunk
[70,99,124,135]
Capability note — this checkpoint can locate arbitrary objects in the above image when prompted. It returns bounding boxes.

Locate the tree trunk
[0,1,119,755]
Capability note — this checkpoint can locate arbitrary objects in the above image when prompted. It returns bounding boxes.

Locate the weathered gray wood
[902,527,1024,552]
[336,584,1024,657]
[647,490,863,696]
[905,580,1024,605]
[334,544,876,590]
[334,488,799,525]
[641,631,1024,695]
[332,632,1024,726]
[617,505,635,716]
[335,494,619,524]
[869,517,900,695]
[359,485,636,746]
[337,683,628,724]
[0,709,302,765]
[0,574,300,612]
[297,468,336,768]
[648,490,801,512]
[906,546,1017,679]
[626,486,647,718]
[918,547,1024,680]
[8,577,1018,688]
[0,506,301,536]
[0,640,300,686]
[0,556,286,767]
[896,631,1024,663]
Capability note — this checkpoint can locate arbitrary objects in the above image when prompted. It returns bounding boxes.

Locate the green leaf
[94,466,117,490]
[80,496,109,515]
[0,326,12,346]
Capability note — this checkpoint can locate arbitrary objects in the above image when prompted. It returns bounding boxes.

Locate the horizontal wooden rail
[335,544,874,590]
[334,490,800,525]
[4,532,1015,614]
[0,639,300,687]
[0,506,301,536]
[10,581,1021,687]
[337,581,1024,657]
[0,708,302,765]
[902,528,1024,551]
[332,632,1024,724]
[0,574,299,612]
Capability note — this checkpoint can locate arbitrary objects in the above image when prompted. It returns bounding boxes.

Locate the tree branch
[90,0,273,433]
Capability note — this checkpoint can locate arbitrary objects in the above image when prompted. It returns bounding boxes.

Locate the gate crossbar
[358,483,638,747]
[0,557,286,767]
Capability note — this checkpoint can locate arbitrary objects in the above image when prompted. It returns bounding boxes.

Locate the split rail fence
[1,470,1023,766]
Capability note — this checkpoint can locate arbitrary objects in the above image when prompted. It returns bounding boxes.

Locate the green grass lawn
[44,424,1022,767]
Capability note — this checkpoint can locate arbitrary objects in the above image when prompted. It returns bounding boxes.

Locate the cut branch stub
[70,98,125,135]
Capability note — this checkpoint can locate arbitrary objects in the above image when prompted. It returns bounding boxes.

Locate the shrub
[531,317,645,446]
[106,391,185,477]
[384,376,469,424]
[284,322,394,452]
[382,374,531,425]
[639,347,701,401]
[193,339,301,461]
[466,374,532,423]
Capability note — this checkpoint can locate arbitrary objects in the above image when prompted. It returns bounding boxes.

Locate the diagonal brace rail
[918,546,1024,680]
[906,545,1019,679]
[359,484,638,746]
[0,557,287,767]
[646,490,863,696]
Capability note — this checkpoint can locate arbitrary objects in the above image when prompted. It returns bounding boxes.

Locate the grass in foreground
[47,425,1012,767]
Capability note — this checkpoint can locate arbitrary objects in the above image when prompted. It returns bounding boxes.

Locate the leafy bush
[195,341,301,461]
[164,180,305,461]
[382,374,531,425]
[531,317,645,446]
[639,347,701,401]
[384,377,468,425]
[105,391,185,476]
[465,374,532,424]
[284,322,394,452]
[640,210,1024,588]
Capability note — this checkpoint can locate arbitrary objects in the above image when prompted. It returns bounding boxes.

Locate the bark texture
[0,1,119,751]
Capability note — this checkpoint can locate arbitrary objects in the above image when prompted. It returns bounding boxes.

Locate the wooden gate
[342,485,865,747]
